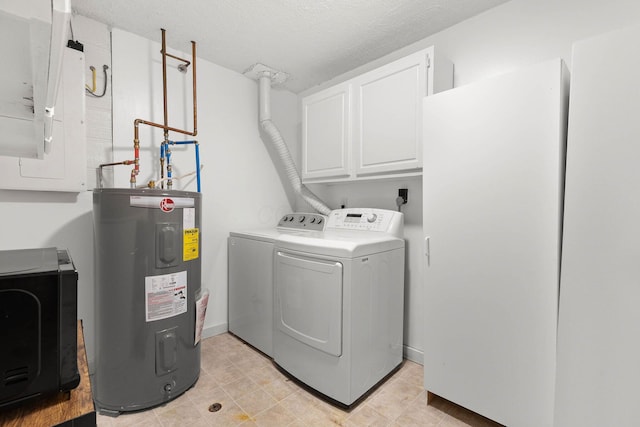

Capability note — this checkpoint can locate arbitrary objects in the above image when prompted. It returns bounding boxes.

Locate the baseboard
[202,322,228,340]
[403,344,424,365]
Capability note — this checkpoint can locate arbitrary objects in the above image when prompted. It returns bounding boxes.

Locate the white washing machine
[228,213,326,357]
[273,208,405,406]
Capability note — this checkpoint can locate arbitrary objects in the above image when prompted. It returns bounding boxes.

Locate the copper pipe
[130,29,198,186]
[135,119,197,138]
[191,40,198,136]
[161,29,169,144]
[131,138,140,186]
[99,160,134,168]
[97,159,135,189]
[164,52,190,66]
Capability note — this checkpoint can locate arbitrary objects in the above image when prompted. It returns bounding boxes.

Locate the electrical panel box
[0,46,87,192]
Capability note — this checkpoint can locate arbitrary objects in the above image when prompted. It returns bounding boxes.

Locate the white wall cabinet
[302,46,452,183]
[352,51,427,176]
[301,82,351,180]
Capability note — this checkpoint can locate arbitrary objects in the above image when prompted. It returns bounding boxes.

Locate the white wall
[0,190,95,346]
[302,0,640,95]
[76,17,113,190]
[109,29,297,345]
[301,0,640,362]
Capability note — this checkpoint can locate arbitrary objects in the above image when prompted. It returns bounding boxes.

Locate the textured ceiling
[72,0,509,93]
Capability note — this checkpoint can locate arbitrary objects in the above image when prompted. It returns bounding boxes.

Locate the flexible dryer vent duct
[248,65,331,215]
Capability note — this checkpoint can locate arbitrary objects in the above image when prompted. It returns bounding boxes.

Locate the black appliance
[0,247,80,408]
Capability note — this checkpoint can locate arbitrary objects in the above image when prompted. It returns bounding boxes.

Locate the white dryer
[228,213,326,357]
[273,208,405,406]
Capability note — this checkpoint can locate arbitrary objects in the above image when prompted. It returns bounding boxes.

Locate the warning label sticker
[183,228,199,261]
[183,208,195,229]
[145,271,187,322]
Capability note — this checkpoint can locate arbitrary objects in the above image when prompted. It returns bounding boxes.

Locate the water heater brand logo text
[160,198,175,212]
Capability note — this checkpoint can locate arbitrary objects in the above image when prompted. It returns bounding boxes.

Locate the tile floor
[96,333,503,427]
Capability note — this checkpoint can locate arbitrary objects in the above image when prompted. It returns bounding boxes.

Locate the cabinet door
[555,25,640,427]
[352,51,427,176]
[301,83,351,180]
[423,59,568,427]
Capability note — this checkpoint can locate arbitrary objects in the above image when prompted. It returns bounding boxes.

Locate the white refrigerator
[422,59,568,427]
[554,24,640,427]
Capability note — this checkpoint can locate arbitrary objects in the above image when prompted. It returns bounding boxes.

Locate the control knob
[298,215,306,223]
[366,213,377,223]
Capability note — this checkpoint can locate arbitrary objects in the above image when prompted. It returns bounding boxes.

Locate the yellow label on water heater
[183,228,199,261]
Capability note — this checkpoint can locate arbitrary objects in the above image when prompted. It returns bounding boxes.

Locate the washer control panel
[326,208,403,237]
[277,213,327,231]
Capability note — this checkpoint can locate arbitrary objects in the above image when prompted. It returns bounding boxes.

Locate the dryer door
[275,250,343,356]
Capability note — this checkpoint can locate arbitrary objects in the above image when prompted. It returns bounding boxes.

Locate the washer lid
[229,228,283,243]
[275,230,404,258]
[229,226,325,244]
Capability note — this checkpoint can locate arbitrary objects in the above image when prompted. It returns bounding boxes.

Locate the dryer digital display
[345,213,362,222]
